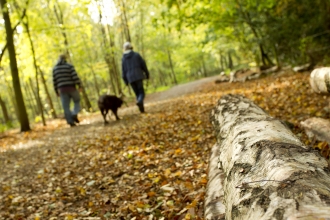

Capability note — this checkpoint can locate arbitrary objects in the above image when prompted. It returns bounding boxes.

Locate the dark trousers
[130,80,145,104]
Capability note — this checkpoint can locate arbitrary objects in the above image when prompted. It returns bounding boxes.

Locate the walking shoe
[136,103,145,113]
[72,115,80,123]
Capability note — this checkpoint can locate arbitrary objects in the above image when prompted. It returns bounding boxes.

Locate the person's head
[123,42,133,51]
[58,54,67,62]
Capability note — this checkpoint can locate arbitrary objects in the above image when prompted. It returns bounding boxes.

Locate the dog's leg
[112,108,120,120]
[101,108,108,124]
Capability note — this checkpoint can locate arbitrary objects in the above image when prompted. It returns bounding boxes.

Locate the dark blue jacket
[122,51,149,85]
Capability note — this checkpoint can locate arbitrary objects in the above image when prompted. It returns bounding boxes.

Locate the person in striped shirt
[53,54,82,127]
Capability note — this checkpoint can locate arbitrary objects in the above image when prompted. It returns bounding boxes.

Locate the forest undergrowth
[0,70,329,219]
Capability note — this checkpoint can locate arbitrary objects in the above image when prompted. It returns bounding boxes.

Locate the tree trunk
[273,44,281,68]
[219,51,224,71]
[39,67,57,118]
[23,81,38,118]
[166,48,177,84]
[28,78,41,116]
[139,9,145,58]
[97,6,118,95]
[107,24,122,94]
[80,78,92,112]
[202,55,207,77]
[24,17,46,126]
[88,64,101,97]
[0,95,10,124]
[206,94,330,219]
[120,0,131,42]
[0,0,30,131]
[3,72,19,120]
[53,0,70,57]
[228,51,233,70]
[235,0,273,67]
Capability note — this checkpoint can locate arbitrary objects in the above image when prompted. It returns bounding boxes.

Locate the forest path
[144,75,221,103]
[1,71,328,219]
[0,74,222,219]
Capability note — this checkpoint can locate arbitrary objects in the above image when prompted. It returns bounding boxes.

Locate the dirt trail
[145,75,220,103]
[0,75,221,219]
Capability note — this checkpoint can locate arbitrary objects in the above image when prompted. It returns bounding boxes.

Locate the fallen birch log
[310,67,330,94]
[205,94,330,220]
[300,117,330,144]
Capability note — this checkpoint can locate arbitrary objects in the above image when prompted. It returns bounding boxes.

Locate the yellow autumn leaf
[175,149,182,154]
[153,177,161,183]
[191,135,200,141]
[80,187,86,196]
[164,169,171,177]
[66,215,74,220]
[186,200,197,209]
[185,213,192,219]
[174,171,182,177]
[200,178,208,184]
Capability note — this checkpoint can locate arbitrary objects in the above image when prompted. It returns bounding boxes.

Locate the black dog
[98,94,124,124]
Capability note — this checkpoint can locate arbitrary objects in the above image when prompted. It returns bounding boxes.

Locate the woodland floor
[0,70,329,220]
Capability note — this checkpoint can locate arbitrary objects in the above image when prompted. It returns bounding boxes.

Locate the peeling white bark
[310,67,330,94]
[206,94,330,220]
[204,143,226,220]
[300,117,330,144]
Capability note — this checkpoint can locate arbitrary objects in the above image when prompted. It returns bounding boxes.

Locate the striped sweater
[52,60,81,95]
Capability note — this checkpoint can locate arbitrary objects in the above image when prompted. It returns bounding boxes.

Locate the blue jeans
[59,90,81,124]
[130,80,145,104]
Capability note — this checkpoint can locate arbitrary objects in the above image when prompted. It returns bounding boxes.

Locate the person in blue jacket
[122,42,150,113]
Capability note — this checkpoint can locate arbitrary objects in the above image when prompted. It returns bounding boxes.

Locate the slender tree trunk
[39,67,57,118]
[23,82,38,118]
[235,0,273,67]
[53,0,70,57]
[228,51,233,70]
[0,0,28,66]
[89,64,101,97]
[158,69,168,86]
[202,55,207,77]
[120,0,131,42]
[166,48,177,84]
[24,17,46,126]
[28,78,42,116]
[97,8,117,95]
[273,44,281,68]
[206,94,330,219]
[139,9,145,58]
[0,95,10,124]
[81,37,101,98]
[80,78,92,111]
[107,24,122,94]
[223,53,228,69]
[219,51,224,70]
[0,0,30,131]
[5,77,19,120]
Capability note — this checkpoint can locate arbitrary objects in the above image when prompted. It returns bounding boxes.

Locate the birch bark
[206,94,330,220]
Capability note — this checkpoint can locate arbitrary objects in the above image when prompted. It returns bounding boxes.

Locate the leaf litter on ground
[0,70,329,219]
